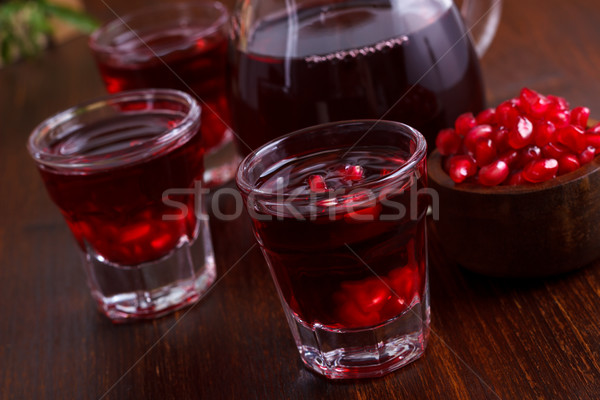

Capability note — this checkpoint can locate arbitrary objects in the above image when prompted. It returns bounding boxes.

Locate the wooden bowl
[427,149,600,277]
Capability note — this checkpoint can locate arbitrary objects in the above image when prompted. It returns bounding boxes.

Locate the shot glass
[28,89,216,322]
[89,1,239,187]
[236,120,431,379]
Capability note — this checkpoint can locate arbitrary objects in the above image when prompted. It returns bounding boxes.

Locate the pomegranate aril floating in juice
[308,174,328,192]
[343,165,364,181]
[435,87,598,186]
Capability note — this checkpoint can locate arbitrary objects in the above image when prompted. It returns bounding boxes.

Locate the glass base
[287,294,430,379]
[203,129,242,187]
[82,225,216,322]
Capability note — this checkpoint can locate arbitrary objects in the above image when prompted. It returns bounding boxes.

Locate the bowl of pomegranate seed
[428,88,600,277]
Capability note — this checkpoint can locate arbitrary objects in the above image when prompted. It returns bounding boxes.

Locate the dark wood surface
[2,0,600,398]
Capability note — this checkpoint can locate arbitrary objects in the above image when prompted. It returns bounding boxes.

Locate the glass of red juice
[27,89,216,322]
[236,120,431,379]
[89,1,239,187]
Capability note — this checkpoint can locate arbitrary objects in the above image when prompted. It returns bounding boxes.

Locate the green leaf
[41,3,99,33]
[1,34,14,64]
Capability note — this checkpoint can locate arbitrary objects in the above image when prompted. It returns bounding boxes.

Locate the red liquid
[249,148,428,329]
[93,27,229,149]
[229,5,485,153]
[38,112,204,266]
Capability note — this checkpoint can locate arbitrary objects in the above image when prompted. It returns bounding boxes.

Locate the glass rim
[236,119,428,199]
[27,88,201,172]
[88,1,229,55]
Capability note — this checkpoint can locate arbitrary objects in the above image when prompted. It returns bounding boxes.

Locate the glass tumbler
[28,89,216,322]
[236,120,431,378]
[89,1,239,187]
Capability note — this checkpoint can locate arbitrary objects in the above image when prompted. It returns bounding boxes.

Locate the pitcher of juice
[228,0,502,153]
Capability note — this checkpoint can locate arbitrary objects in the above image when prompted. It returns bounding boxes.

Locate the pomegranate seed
[490,126,510,153]
[520,87,551,117]
[541,142,570,159]
[516,146,542,169]
[435,128,462,155]
[455,112,477,136]
[333,291,382,328]
[579,146,596,165]
[570,106,590,129]
[343,165,364,181]
[387,266,419,310]
[478,160,509,186]
[586,123,600,135]
[464,124,493,153]
[496,101,519,127]
[585,133,600,148]
[558,154,580,175]
[448,155,477,183]
[533,120,556,147]
[498,150,520,168]
[339,277,391,314]
[556,125,586,153]
[435,88,594,187]
[548,95,570,111]
[474,138,497,167]
[476,108,497,125]
[308,174,327,192]
[507,116,533,149]
[546,106,571,128]
[506,171,526,186]
[522,158,559,183]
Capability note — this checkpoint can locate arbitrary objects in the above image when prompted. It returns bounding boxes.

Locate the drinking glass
[236,120,430,378]
[28,89,216,322]
[89,1,239,186]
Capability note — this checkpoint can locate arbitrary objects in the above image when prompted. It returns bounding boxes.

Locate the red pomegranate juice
[38,112,204,266]
[249,148,428,329]
[93,27,229,149]
[229,5,485,152]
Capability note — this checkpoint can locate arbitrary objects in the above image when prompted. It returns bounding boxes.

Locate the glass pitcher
[228,0,502,153]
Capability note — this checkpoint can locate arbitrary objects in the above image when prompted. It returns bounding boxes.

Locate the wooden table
[2,0,599,398]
